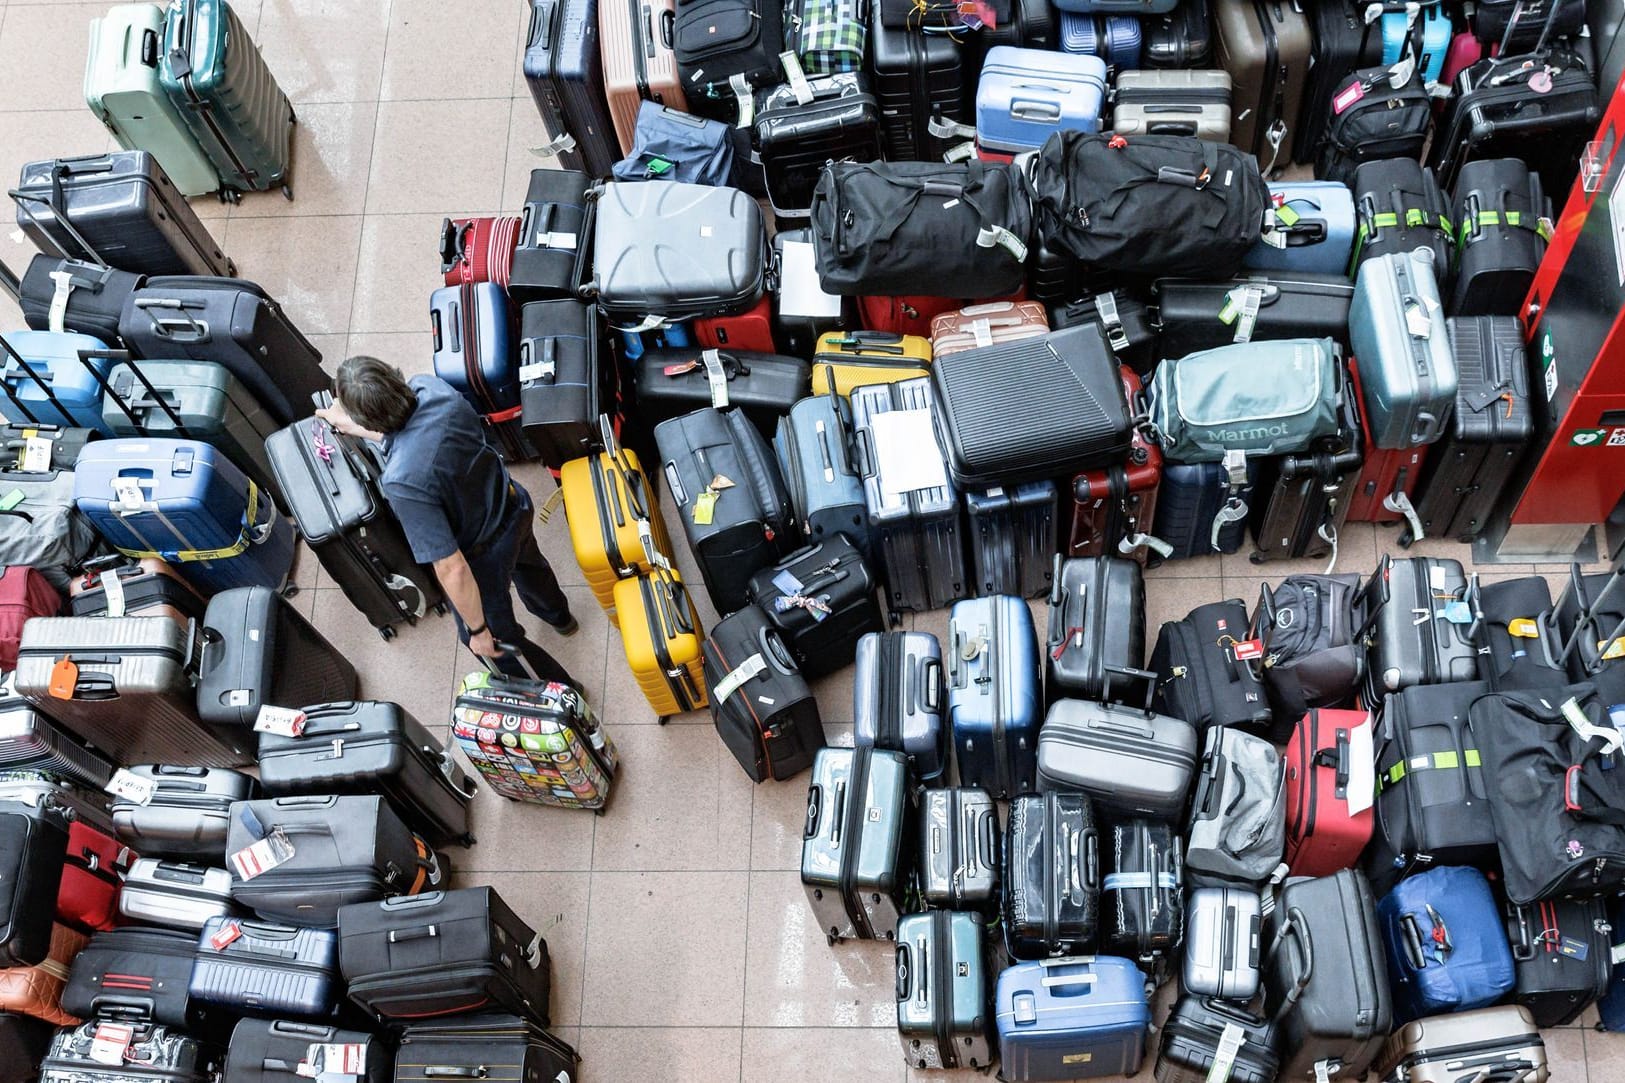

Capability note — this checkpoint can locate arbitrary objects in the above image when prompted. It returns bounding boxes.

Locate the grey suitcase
[13,616,254,767]
[964,481,1057,600]
[0,467,101,594]
[1183,886,1262,1000]
[773,393,873,561]
[1185,726,1286,888]
[1035,666,1197,820]
[110,764,257,860]
[800,746,910,943]
[1045,554,1145,704]
[895,911,993,1071]
[0,683,115,789]
[1361,555,1478,695]
[850,377,967,614]
[919,786,999,913]
[119,858,236,930]
[853,630,946,783]
[1110,69,1232,142]
[0,770,115,834]
[1349,249,1458,449]
[1375,1006,1548,1083]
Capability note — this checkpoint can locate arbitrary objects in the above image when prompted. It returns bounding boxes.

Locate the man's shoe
[552,615,580,637]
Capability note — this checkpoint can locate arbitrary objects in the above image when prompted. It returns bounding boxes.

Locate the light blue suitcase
[1381,1,1450,85]
[947,594,1041,800]
[976,47,1108,153]
[995,955,1151,1080]
[773,395,872,562]
[73,437,294,595]
[0,331,114,433]
[1244,180,1358,276]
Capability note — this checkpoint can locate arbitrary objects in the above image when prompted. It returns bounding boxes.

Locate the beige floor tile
[599,637,712,725]
[1149,552,1226,578]
[451,869,590,1027]
[308,584,458,724]
[580,871,747,1026]
[502,99,553,213]
[743,871,898,1028]
[450,583,610,701]
[752,722,849,871]
[343,332,433,381]
[740,1027,906,1083]
[381,0,520,102]
[1144,576,1227,665]
[350,212,457,333]
[1552,1025,1591,1082]
[366,99,512,216]
[222,215,361,334]
[254,0,388,105]
[0,4,105,112]
[455,774,598,873]
[230,102,378,219]
[575,1027,743,1083]
[588,722,753,871]
[1221,521,1379,581]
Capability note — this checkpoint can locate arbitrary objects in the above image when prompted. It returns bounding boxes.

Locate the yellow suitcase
[613,566,708,719]
[811,331,931,397]
[560,435,672,624]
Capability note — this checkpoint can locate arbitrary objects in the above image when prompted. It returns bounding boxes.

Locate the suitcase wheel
[433,602,449,617]
[1249,552,1265,565]
[657,715,669,726]
[379,626,396,641]
[1398,529,1416,548]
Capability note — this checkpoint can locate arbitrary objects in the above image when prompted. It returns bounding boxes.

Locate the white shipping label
[255,705,308,738]
[105,768,156,806]
[21,436,51,473]
[1345,718,1377,816]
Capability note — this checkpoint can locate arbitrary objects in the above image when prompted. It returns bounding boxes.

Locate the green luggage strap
[1379,747,1483,791]
[1348,208,1453,272]
[1458,209,1555,246]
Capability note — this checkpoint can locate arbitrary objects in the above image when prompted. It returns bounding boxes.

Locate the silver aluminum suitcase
[1375,1005,1548,1083]
[119,859,236,930]
[1349,249,1458,449]
[800,746,910,943]
[0,771,115,834]
[918,787,999,912]
[1362,555,1478,694]
[896,911,993,1071]
[0,683,114,789]
[1111,69,1233,142]
[110,765,257,860]
[853,631,946,783]
[850,377,968,613]
[1183,885,1261,1000]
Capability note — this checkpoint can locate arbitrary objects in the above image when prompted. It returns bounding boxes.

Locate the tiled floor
[0,1,1619,1079]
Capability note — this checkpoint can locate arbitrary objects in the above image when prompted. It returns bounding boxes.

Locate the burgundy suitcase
[0,567,62,671]
[440,216,522,289]
[694,295,777,351]
[1284,707,1374,878]
[1343,361,1425,530]
[1065,367,1163,565]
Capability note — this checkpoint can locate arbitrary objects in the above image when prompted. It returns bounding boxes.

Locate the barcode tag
[255,705,308,738]
[539,231,578,250]
[703,350,729,408]
[113,478,146,511]
[1314,1061,1332,1083]
[21,435,50,473]
[971,318,993,349]
[229,826,296,881]
[89,1023,134,1066]
[780,50,814,105]
[713,653,767,703]
[1231,639,1265,661]
[101,568,127,618]
[518,363,546,383]
[106,768,156,806]
[302,1043,368,1081]
[1204,1023,1246,1083]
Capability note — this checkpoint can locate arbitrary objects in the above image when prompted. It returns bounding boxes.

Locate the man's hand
[468,628,501,658]
[316,400,384,441]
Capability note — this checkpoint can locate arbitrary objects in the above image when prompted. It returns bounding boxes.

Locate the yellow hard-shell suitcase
[560,432,672,625]
[810,331,931,397]
[612,566,708,719]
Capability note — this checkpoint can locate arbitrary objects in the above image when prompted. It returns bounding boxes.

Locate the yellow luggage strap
[1380,748,1483,791]
[114,481,271,564]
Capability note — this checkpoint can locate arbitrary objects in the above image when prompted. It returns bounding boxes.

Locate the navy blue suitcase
[522,0,619,177]
[1378,865,1515,1024]
[432,282,518,415]
[964,481,1057,599]
[995,955,1151,1080]
[947,595,1042,800]
[1600,896,1625,1032]
[1148,459,1259,565]
[773,395,872,562]
[1058,13,1143,68]
[188,915,341,1019]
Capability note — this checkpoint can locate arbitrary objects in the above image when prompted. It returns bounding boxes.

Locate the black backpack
[1255,574,1366,732]
[1029,131,1267,279]
[1315,66,1431,185]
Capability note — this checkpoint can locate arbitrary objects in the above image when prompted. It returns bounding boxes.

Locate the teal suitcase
[159,0,293,199]
[85,3,219,198]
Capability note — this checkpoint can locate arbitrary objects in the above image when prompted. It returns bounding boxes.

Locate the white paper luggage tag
[780,51,814,105]
[106,768,156,806]
[713,653,767,703]
[89,1023,135,1066]
[228,825,296,881]
[255,705,308,738]
[298,1042,368,1081]
[100,565,127,618]
[703,349,730,408]
[112,477,147,513]
[21,434,51,473]
[1203,1023,1246,1083]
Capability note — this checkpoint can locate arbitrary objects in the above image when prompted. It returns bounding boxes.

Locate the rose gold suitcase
[929,301,1049,358]
[600,0,688,154]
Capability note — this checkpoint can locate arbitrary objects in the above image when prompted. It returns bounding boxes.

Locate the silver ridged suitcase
[110,765,257,860]
[119,859,236,930]
[1111,69,1233,142]
[0,683,114,789]
[918,787,1000,912]
[1349,249,1458,449]
[1183,885,1261,999]
[853,631,946,783]
[800,746,909,942]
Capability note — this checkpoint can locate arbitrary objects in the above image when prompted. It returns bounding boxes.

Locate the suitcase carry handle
[130,297,210,344]
[0,331,75,429]
[1398,912,1428,970]
[803,783,822,839]
[1036,956,1097,991]
[1311,729,1353,794]
[85,995,158,1020]
[422,1069,499,1080]
[1268,906,1315,1014]
[1196,996,1272,1031]
[80,349,194,439]
[268,1020,337,1038]
[895,939,914,1000]
[920,657,942,712]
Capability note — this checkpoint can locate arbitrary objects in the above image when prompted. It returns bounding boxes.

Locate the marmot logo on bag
[1213,423,1290,442]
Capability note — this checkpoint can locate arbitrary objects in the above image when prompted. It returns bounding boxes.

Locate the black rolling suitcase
[964,482,1057,600]
[14,152,233,279]
[1450,159,1551,317]
[702,606,824,782]
[1150,459,1258,564]
[1249,380,1363,564]
[17,255,140,343]
[1003,791,1100,960]
[1411,316,1532,544]
[118,277,326,427]
[976,0,1056,50]
[1101,818,1182,972]
[110,765,256,861]
[1505,897,1613,1027]
[339,887,551,1025]
[1143,0,1212,68]
[1154,273,1355,357]
[195,586,359,728]
[0,1013,53,1081]
[266,409,444,637]
[1150,599,1273,735]
[1048,291,1157,373]
[673,0,785,119]
[744,536,885,678]
[62,927,207,1030]
[509,168,593,307]
[39,1021,221,1083]
[1474,576,1568,693]
[1296,1,1383,164]
[224,1020,390,1083]
[1361,555,1479,696]
[754,73,882,218]
[517,300,612,472]
[918,786,999,914]
[257,701,477,849]
[869,15,965,162]
[1350,158,1454,280]
[634,349,810,440]
[1045,555,1145,704]
[393,1014,579,1083]
[1156,996,1281,1083]
[0,808,67,967]
[521,0,619,177]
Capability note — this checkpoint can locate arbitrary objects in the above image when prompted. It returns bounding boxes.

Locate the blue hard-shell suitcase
[1054,0,1175,11]
[976,47,1108,152]
[432,282,518,415]
[1381,2,1450,85]
[1244,180,1358,276]
[1149,459,1259,565]
[73,437,294,595]
[0,331,114,433]
[948,594,1041,800]
[995,955,1151,1081]
[1378,865,1516,1024]
[188,915,340,1018]
[774,395,873,563]
[1057,13,1143,69]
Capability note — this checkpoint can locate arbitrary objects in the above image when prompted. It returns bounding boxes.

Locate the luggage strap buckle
[1094,292,1129,353]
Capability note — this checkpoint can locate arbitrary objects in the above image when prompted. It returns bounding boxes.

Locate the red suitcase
[1343,359,1427,528]
[1065,367,1163,564]
[694,295,776,351]
[440,216,522,288]
[857,295,961,338]
[0,567,61,672]
[1284,707,1374,878]
[56,820,132,934]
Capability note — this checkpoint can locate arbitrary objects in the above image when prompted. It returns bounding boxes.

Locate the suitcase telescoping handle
[0,330,76,430]
[1035,956,1097,991]
[9,188,111,268]
[1100,663,1157,715]
[75,348,194,439]
[1267,905,1315,1015]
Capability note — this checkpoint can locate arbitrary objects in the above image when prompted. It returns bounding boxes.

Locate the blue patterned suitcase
[0,331,114,433]
[1244,180,1358,276]
[1057,13,1143,69]
[976,47,1108,153]
[948,595,1041,800]
[995,955,1151,1080]
[73,437,294,595]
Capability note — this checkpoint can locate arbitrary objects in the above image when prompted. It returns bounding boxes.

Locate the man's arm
[434,550,499,658]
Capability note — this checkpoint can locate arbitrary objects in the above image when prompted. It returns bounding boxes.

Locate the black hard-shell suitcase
[1003,791,1100,960]
[1149,459,1258,564]
[1155,996,1280,1083]
[1101,818,1182,970]
[673,0,785,116]
[918,786,999,913]
[18,255,140,344]
[195,586,359,728]
[225,796,439,928]
[754,74,883,218]
[702,606,824,782]
[1474,576,1568,693]
[339,887,550,1025]
[1048,291,1157,374]
[0,1012,53,1081]
[1249,383,1363,564]
[868,15,965,162]
[1150,599,1273,735]
[1450,158,1551,318]
[1360,555,1478,696]
[61,926,207,1030]
[1411,316,1532,544]
[224,1020,390,1083]
[118,277,325,427]
[964,482,1057,600]
[1296,1,1384,163]
[1045,555,1145,704]
[188,916,340,1019]
[976,0,1057,51]
[14,153,233,279]
[509,168,594,307]
[39,1021,220,1083]
[1506,896,1612,1027]
[265,409,444,637]
[655,406,796,614]
[393,1014,580,1083]
[1351,158,1454,282]
[743,535,883,678]
[1154,272,1354,357]
[257,701,477,849]
[634,349,809,440]
[1143,0,1213,68]
[110,764,256,861]
[0,808,67,967]
[517,300,613,472]
[1264,869,1391,1082]
[522,0,619,177]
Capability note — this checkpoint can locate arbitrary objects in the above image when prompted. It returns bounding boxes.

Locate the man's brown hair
[334,355,416,434]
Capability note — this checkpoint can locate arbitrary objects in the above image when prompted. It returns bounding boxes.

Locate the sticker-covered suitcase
[918,787,999,914]
[703,606,824,783]
[1045,555,1145,705]
[195,586,358,728]
[522,0,619,176]
[1003,791,1100,960]
[948,596,1041,800]
[451,673,617,809]
[854,630,946,783]
[188,916,339,1019]
[995,955,1150,1081]
[895,911,992,1071]
[800,746,910,942]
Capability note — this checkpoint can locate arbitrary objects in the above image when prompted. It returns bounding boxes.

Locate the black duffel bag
[1474,684,1625,904]
[1029,131,1267,278]
[810,160,1032,298]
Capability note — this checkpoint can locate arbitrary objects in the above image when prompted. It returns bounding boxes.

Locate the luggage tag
[1230,639,1265,662]
[1601,637,1625,661]
[958,0,997,29]
[105,768,157,807]
[975,225,1028,264]
[100,567,128,618]
[1204,1022,1246,1083]
[1440,601,1473,625]
[1562,697,1625,756]
[703,350,730,408]
[299,1042,367,1082]
[228,823,296,882]
[89,1022,135,1066]
[779,52,815,106]
[1560,936,1590,960]
[730,74,756,127]
[209,919,243,951]
[113,477,148,513]
[48,656,79,700]
[691,474,734,526]
[771,569,805,597]
[713,653,767,703]
[0,489,22,512]
[255,705,308,738]
[20,435,51,473]
[1217,287,1261,343]
[47,270,77,335]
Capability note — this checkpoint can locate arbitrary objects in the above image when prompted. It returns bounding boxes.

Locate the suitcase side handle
[920,657,942,712]
[803,783,822,839]
[895,938,913,1000]
[379,891,446,913]
[1268,906,1315,1014]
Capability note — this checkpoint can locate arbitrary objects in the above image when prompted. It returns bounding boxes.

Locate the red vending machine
[1481,73,1625,561]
